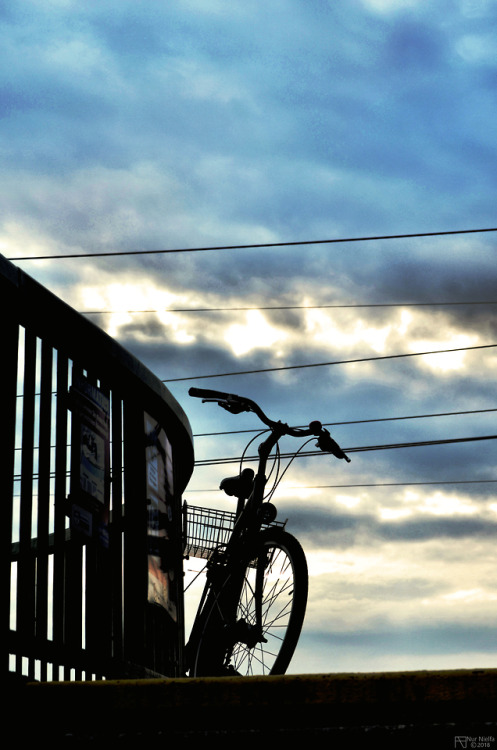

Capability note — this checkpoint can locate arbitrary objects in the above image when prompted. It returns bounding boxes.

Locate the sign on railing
[69,375,111,544]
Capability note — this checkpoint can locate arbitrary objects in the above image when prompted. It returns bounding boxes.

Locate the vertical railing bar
[35,338,54,681]
[65,362,84,675]
[100,380,113,672]
[122,402,147,671]
[52,350,69,676]
[84,374,112,673]
[110,391,124,666]
[3,313,19,676]
[17,327,37,679]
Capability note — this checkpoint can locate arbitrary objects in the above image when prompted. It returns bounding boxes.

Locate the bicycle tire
[191,528,308,677]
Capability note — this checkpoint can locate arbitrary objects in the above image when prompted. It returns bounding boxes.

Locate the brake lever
[316,427,351,462]
[217,400,251,415]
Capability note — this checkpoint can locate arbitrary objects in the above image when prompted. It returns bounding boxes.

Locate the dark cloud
[371,243,497,306]
[286,503,497,549]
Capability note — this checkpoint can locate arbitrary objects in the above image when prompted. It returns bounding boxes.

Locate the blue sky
[3,0,497,675]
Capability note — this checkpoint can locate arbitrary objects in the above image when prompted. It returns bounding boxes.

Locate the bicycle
[183,386,351,677]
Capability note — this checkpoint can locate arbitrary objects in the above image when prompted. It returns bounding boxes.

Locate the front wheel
[191,529,308,676]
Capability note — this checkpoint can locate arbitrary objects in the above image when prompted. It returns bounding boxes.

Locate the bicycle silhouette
[183,387,350,677]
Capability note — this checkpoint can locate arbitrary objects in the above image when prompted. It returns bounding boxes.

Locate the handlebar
[189,387,234,401]
[188,387,351,462]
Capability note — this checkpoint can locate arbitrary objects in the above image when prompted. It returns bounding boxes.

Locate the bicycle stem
[250,423,287,499]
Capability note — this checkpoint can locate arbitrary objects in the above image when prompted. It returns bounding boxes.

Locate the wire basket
[183,503,285,560]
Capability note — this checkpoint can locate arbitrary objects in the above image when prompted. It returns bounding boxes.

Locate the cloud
[286,496,497,549]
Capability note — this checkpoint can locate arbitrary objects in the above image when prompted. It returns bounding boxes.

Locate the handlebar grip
[189,387,233,400]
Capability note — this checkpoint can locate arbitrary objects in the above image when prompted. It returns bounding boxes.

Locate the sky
[2,0,497,675]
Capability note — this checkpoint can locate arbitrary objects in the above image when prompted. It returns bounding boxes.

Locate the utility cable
[81,300,497,315]
[162,343,497,382]
[8,226,497,261]
[13,435,496,477]
[193,433,497,467]
[184,479,497,492]
[192,407,497,437]
[15,474,497,492]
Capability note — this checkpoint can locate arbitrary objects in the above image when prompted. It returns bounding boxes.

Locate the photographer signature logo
[455,737,495,749]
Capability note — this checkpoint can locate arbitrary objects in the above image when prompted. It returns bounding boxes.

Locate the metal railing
[2,255,194,682]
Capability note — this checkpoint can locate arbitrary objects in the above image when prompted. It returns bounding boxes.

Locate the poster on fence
[69,374,110,543]
[145,412,177,621]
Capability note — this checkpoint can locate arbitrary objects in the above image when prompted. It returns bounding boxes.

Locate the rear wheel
[191,529,308,676]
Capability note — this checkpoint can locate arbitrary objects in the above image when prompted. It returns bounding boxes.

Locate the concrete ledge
[14,668,497,740]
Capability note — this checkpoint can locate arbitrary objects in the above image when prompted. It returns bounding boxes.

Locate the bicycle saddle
[220,467,255,499]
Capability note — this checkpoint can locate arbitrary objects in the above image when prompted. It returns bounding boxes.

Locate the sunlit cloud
[380,489,479,520]
[303,309,394,354]
[421,491,478,516]
[224,310,288,356]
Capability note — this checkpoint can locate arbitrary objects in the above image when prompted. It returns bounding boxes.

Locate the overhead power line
[162,343,497,382]
[82,299,497,315]
[18,477,494,495]
[8,226,497,261]
[193,407,497,437]
[193,433,497,467]
[184,479,497,491]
